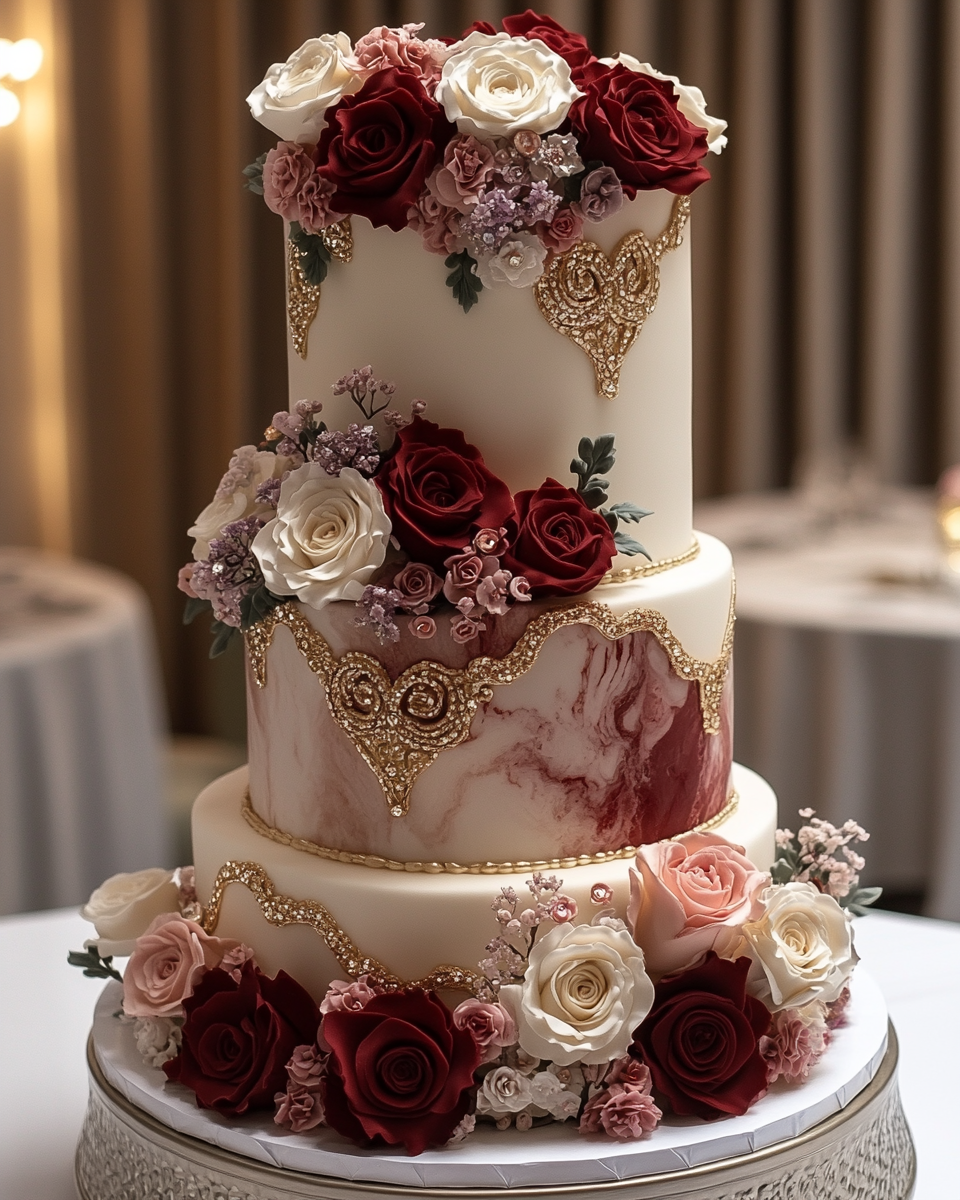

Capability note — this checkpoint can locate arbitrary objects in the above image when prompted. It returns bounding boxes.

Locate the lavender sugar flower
[333,366,396,421]
[311,423,380,477]
[188,515,266,627]
[354,584,403,644]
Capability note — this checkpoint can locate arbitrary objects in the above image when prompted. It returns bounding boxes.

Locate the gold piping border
[200,860,483,995]
[240,788,740,875]
[600,537,700,585]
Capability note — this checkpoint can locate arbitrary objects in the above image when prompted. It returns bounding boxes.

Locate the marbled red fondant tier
[245,593,733,866]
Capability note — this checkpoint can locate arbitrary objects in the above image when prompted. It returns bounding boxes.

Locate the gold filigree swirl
[241,789,740,875]
[534,195,690,398]
[286,242,321,359]
[321,217,353,263]
[201,860,481,994]
[246,593,734,819]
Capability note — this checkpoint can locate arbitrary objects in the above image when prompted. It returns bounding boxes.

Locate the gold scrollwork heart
[286,218,353,359]
[534,196,690,398]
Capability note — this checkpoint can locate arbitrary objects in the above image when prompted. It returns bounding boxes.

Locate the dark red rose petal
[502,9,597,76]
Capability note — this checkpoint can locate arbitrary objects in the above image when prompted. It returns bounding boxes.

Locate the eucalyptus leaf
[613,530,651,558]
[609,500,653,523]
[68,947,122,982]
[182,596,211,625]
[209,620,239,659]
[444,251,483,313]
[242,152,267,195]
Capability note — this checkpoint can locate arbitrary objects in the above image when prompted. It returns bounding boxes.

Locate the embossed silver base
[75,1024,915,1200]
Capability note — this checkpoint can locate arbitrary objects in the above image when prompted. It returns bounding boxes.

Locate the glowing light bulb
[0,85,20,126]
[8,38,42,82]
[0,39,12,78]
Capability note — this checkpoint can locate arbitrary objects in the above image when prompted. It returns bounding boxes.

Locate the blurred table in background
[696,487,960,921]
[0,548,170,915]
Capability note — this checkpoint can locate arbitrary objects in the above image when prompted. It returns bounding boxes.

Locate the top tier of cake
[287,189,692,565]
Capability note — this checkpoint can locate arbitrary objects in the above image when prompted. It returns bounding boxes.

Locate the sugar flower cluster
[246,11,725,309]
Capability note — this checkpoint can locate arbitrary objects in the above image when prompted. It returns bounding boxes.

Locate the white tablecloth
[695,488,960,921]
[0,548,170,914]
[0,907,955,1199]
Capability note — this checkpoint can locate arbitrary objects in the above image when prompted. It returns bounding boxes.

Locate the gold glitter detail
[246,592,734,818]
[286,241,321,359]
[534,195,690,398]
[240,788,740,874]
[200,860,482,993]
[321,217,353,263]
[600,537,701,586]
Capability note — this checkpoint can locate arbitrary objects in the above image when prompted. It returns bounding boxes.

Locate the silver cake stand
[75,1024,915,1200]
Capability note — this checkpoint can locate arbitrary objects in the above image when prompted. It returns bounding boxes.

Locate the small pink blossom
[263,142,318,222]
[590,882,614,906]
[444,550,499,604]
[476,570,512,616]
[537,207,584,254]
[409,614,437,639]
[607,1056,653,1091]
[473,527,509,556]
[452,998,518,1063]
[548,895,578,923]
[515,1111,533,1131]
[826,986,851,1029]
[446,1112,476,1144]
[509,576,532,602]
[450,614,486,644]
[177,564,198,598]
[287,1042,328,1089]
[274,1083,325,1132]
[407,184,463,256]
[580,1085,661,1139]
[297,173,343,235]
[218,943,256,983]
[320,974,378,1015]
[760,1004,830,1084]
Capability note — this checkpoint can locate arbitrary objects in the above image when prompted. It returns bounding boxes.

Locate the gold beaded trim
[600,537,700,586]
[247,594,734,820]
[200,860,483,995]
[286,218,353,359]
[240,788,740,875]
[534,196,690,398]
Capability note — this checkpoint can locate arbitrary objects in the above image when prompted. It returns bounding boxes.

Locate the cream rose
[741,882,858,1011]
[80,868,179,958]
[437,32,582,138]
[500,922,654,1066]
[247,34,362,144]
[122,913,239,1018]
[628,832,769,975]
[603,54,727,153]
[475,1065,533,1115]
[189,446,289,560]
[252,464,391,609]
[476,233,547,289]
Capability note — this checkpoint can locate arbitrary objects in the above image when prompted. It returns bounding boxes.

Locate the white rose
[189,447,289,560]
[603,54,727,153]
[134,1016,182,1068]
[437,32,582,138]
[475,1065,533,1115]
[80,868,179,958]
[476,233,547,290]
[253,464,390,609]
[500,922,655,1066]
[741,882,858,1011]
[246,34,362,144]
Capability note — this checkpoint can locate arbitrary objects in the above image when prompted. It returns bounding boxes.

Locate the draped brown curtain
[2,0,953,736]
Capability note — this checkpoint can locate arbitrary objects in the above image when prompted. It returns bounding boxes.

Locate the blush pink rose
[346,23,446,89]
[263,141,319,221]
[537,207,584,254]
[297,172,343,234]
[274,1083,325,1131]
[579,1084,662,1139]
[122,913,240,1018]
[407,183,463,255]
[452,998,517,1063]
[760,1003,830,1084]
[628,832,768,975]
[431,135,496,210]
[319,974,378,1014]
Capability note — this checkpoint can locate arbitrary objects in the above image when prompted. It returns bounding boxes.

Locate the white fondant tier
[247,534,735,865]
[90,971,888,1188]
[192,763,776,1004]
[288,190,693,564]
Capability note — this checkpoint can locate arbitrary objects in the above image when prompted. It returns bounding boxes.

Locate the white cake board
[90,974,889,1190]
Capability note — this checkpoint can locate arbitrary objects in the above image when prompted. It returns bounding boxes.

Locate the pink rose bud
[590,882,614,906]
[409,615,437,639]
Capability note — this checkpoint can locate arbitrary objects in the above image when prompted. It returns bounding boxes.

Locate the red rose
[317,68,453,232]
[322,990,481,1155]
[375,417,515,569]
[502,478,616,597]
[632,953,770,1119]
[570,63,710,197]
[502,10,597,77]
[163,962,320,1116]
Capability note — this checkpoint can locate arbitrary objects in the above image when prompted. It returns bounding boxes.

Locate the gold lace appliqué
[246,594,734,820]
[201,860,482,994]
[534,196,690,398]
[286,219,353,359]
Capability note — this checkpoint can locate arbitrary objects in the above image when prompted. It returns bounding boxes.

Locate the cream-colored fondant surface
[192,763,777,1003]
[287,190,693,564]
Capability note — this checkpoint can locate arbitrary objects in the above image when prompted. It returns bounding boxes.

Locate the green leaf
[609,500,653,523]
[613,530,651,558]
[580,484,609,510]
[242,152,268,195]
[444,251,483,313]
[209,620,239,659]
[842,886,883,916]
[68,947,122,982]
[289,223,331,287]
[239,586,286,631]
[770,857,796,885]
[182,595,211,625]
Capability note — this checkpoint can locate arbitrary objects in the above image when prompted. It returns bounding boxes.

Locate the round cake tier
[288,190,693,565]
[192,763,776,1004]
[76,974,915,1197]
[246,534,734,865]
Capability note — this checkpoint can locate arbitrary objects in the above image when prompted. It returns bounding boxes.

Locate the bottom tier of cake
[75,977,914,1199]
[192,763,777,1003]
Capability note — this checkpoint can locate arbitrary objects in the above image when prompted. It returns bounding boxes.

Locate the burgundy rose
[317,68,454,232]
[501,10,598,77]
[537,206,583,254]
[375,417,515,568]
[570,63,710,197]
[164,962,320,1117]
[502,478,615,597]
[393,561,444,613]
[632,953,770,1119]
[322,990,481,1155]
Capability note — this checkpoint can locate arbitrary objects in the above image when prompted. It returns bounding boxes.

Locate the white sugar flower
[80,868,179,958]
[134,1016,183,1068]
[527,1071,581,1120]
[741,882,858,1011]
[189,447,290,560]
[603,54,727,153]
[475,1065,533,1115]
[475,232,547,290]
[438,32,582,138]
[500,922,655,1066]
[247,35,362,144]
[253,464,391,609]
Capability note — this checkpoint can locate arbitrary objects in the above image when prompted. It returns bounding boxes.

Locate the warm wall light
[0,38,42,124]
[0,84,19,126]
